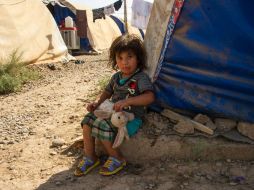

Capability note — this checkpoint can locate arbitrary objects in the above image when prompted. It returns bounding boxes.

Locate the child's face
[116,50,138,77]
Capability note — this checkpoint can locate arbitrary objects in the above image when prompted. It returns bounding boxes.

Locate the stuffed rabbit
[93,99,134,148]
[111,111,134,148]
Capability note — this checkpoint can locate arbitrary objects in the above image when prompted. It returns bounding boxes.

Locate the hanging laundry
[76,10,87,38]
[114,0,122,11]
[131,0,153,29]
[92,8,106,22]
[104,4,115,15]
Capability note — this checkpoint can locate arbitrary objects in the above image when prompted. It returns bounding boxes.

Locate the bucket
[65,16,74,28]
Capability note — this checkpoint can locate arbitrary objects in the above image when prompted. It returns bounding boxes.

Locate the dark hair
[109,34,147,70]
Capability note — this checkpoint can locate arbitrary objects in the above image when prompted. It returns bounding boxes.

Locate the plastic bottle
[65,16,74,28]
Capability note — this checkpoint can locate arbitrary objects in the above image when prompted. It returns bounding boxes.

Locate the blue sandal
[99,157,126,176]
[74,157,100,176]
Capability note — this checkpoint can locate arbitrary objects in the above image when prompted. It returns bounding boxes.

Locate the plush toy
[94,99,134,148]
[111,111,134,148]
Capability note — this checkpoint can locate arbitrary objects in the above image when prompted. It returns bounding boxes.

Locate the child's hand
[113,100,130,112]
[87,102,99,112]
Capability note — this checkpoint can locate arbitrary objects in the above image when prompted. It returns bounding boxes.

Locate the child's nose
[122,59,128,65]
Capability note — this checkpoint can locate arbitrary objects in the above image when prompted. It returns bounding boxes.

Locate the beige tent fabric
[144,0,175,80]
[0,0,71,64]
[86,10,122,51]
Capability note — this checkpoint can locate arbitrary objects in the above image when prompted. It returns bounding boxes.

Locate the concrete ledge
[118,130,254,162]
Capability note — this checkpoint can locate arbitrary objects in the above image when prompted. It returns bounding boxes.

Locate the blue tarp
[153,0,254,122]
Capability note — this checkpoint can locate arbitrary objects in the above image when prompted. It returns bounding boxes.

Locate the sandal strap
[103,157,125,172]
[79,157,94,172]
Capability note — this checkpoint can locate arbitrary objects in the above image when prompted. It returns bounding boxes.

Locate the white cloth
[104,4,115,15]
[131,0,153,29]
[131,0,152,17]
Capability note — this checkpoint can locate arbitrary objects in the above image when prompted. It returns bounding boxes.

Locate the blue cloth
[126,118,142,137]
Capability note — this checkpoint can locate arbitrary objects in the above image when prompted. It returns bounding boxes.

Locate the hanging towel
[131,0,153,29]
[76,10,87,38]
[104,4,115,15]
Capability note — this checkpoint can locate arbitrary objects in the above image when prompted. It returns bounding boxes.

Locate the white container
[65,16,74,28]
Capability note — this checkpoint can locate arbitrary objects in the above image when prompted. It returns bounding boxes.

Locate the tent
[49,0,144,51]
[0,0,72,64]
[145,0,254,122]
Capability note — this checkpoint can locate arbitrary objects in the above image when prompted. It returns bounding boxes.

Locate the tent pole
[124,0,128,33]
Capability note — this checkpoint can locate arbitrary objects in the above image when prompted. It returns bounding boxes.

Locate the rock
[52,138,65,147]
[229,182,238,186]
[29,131,36,135]
[237,122,254,140]
[55,181,62,186]
[194,114,210,124]
[206,120,217,130]
[50,151,57,155]
[194,114,217,130]
[173,120,194,134]
[229,167,246,177]
[47,63,56,70]
[61,145,68,149]
[214,118,237,132]
[206,174,213,180]
[157,181,174,190]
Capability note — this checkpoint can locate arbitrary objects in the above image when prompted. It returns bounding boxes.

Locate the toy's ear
[112,129,125,148]
[123,111,135,121]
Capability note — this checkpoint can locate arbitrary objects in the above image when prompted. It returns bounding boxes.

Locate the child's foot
[99,156,126,176]
[74,157,100,176]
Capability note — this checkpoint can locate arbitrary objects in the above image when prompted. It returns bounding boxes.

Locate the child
[74,34,155,176]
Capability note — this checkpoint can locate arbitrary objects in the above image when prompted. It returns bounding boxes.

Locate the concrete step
[119,130,254,162]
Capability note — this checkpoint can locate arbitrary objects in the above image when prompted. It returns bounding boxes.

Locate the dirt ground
[0,52,253,190]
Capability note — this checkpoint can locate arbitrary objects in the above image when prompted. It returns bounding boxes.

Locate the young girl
[74,34,155,176]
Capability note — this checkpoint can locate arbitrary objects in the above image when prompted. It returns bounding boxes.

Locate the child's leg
[74,124,100,176]
[99,140,126,175]
[82,124,98,161]
[100,140,125,161]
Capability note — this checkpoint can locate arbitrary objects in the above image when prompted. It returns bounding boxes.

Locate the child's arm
[113,91,155,112]
[87,90,112,112]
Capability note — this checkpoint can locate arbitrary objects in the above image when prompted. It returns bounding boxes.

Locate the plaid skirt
[81,112,117,142]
